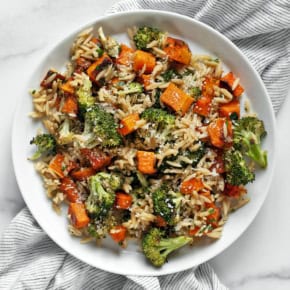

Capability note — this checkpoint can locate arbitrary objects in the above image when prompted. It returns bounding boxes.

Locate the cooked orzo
[29,26,268,267]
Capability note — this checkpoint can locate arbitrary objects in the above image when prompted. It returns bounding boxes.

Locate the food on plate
[29,26,268,267]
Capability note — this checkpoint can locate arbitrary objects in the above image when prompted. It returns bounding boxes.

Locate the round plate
[12,10,276,276]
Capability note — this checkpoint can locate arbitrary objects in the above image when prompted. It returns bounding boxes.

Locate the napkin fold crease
[1,0,290,289]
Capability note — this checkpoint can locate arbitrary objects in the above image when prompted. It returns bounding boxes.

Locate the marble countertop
[1,0,290,289]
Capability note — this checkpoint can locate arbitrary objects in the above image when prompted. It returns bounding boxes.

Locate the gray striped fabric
[0,208,226,290]
[1,1,290,289]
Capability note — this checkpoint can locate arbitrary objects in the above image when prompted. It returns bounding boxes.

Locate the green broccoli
[57,119,74,145]
[190,87,202,100]
[224,149,255,185]
[76,77,95,117]
[152,185,175,225]
[161,69,180,82]
[77,105,122,148]
[29,133,56,160]
[87,215,117,239]
[142,228,192,267]
[233,116,267,168]
[85,172,123,217]
[104,172,123,191]
[141,108,175,129]
[133,26,164,50]
[159,143,205,173]
[169,190,183,211]
[117,82,143,96]
[153,88,162,109]
[182,143,206,167]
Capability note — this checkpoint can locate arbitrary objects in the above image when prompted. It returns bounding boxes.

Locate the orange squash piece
[109,225,127,243]
[193,76,219,117]
[223,183,246,198]
[136,151,157,175]
[80,148,111,170]
[221,72,244,97]
[193,95,212,117]
[115,192,133,209]
[205,203,221,228]
[155,216,167,227]
[60,80,75,94]
[163,37,192,65]
[160,83,194,115]
[202,76,220,99]
[87,53,113,83]
[49,154,65,178]
[118,113,140,136]
[60,177,79,202]
[68,203,90,229]
[71,167,95,181]
[133,50,156,73]
[139,74,152,88]
[180,178,204,194]
[116,44,134,66]
[61,94,78,115]
[219,100,240,118]
[207,118,232,148]
[189,227,201,236]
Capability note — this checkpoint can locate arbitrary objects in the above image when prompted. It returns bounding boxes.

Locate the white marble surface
[1,0,290,289]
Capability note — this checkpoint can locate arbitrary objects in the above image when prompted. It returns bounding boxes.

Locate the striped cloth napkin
[1,1,290,289]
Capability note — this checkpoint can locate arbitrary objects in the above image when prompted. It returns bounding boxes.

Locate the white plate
[12,10,276,276]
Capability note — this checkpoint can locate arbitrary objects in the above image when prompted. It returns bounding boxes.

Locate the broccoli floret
[224,149,255,185]
[133,26,164,50]
[77,105,122,148]
[76,77,95,117]
[57,119,74,145]
[141,108,175,128]
[190,87,202,100]
[87,223,100,238]
[233,117,267,168]
[142,228,192,267]
[117,82,143,96]
[105,172,124,191]
[29,133,56,160]
[169,191,183,211]
[161,69,180,82]
[85,172,123,217]
[87,215,117,239]
[152,185,175,225]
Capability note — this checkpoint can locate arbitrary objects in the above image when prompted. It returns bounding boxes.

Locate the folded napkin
[1,1,290,289]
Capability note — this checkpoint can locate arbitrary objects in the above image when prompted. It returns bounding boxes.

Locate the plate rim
[11,9,277,276]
